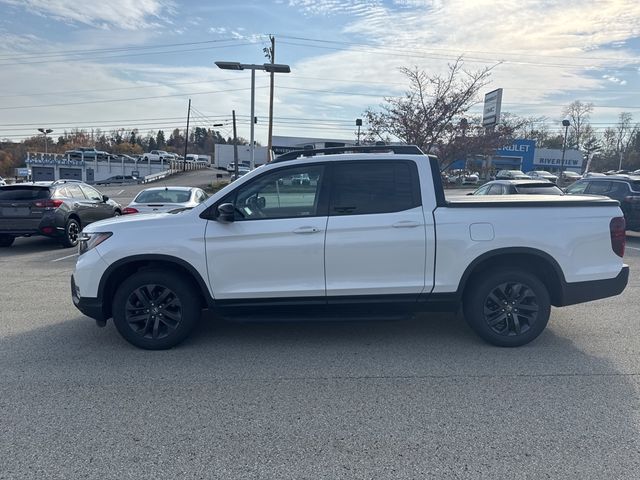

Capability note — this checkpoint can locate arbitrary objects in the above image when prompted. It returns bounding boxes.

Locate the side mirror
[466,192,474,196]
[217,203,235,223]
[102,195,109,202]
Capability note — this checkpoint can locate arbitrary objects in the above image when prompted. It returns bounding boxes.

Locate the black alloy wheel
[112,270,200,349]
[61,218,81,248]
[482,282,539,336]
[464,268,550,347]
[125,284,182,340]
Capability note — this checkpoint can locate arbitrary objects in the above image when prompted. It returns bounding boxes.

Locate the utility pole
[266,35,275,162]
[232,110,239,179]
[183,98,191,171]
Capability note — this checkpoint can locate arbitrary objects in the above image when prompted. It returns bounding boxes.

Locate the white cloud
[0,0,175,30]
[603,75,627,85]
[287,0,381,17]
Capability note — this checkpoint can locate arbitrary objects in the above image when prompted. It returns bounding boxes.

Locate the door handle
[392,220,421,228]
[293,226,321,234]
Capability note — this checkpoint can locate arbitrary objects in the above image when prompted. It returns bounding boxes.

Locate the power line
[276,35,640,63]
[0,42,257,67]
[278,39,640,72]
[0,37,252,61]
[0,86,268,111]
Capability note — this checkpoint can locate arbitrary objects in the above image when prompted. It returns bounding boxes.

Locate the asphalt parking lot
[1,180,639,479]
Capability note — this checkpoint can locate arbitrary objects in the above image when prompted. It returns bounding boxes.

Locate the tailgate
[0,186,50,230]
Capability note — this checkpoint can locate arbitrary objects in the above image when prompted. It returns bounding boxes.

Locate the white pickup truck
[141,150,175,162]
[71,146,629,349]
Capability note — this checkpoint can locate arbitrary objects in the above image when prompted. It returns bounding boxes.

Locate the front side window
[586,181,612,195]
[487,184,504,195]
[225,165,325,220]
[473,185,490,195]
[565,181,588,194]
[330,161,420,216]
[79,185,103,201]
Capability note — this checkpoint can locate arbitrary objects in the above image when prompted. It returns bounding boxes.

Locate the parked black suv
[0,180,122,248]
[565,175,640,231]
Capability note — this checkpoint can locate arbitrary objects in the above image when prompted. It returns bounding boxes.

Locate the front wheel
[463,268,550,347]
[112,270,201,349]
[60,218,81,248]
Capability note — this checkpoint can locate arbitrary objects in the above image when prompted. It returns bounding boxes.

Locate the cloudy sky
[1,0,639,145]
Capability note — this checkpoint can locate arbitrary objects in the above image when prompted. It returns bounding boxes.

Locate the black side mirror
[102,195,109,202]
[466,192,474,196]
[217,203,235,223]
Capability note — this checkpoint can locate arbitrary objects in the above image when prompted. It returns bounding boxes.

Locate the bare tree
[615,112,639,170]
[562,100,593,150]
[364,58,496,163]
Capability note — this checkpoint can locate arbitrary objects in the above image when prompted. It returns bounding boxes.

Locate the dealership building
[452,139,584,174]
[25,152,171,183]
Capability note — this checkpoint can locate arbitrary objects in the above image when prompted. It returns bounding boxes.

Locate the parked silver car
[122,186,208,214]
[526,170,558,184]
[471,179,564,196]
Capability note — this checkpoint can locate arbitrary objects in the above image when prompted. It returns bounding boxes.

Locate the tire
[113,210,121,217]
[0,234,15,247]
[60,218,81,248]
[112,270,201,350]
[463,268,551,347]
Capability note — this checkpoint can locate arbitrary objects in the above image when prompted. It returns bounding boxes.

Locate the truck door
[324,160,427,300]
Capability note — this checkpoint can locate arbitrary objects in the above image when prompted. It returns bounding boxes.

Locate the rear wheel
[463,268,550,347]
[0,234,15,247]
[112,270,201,349]
[60,218,80,248]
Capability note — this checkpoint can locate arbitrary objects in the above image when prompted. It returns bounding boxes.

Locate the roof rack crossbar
[51,179,83,186]
[272,145,424,163]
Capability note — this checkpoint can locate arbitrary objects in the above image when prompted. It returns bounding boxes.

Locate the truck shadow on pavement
[1,311,638,478]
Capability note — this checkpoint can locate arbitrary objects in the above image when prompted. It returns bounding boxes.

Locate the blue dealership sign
[495,139,536,170]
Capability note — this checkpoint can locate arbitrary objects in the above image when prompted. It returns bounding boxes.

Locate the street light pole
[37,128,53,154]
[560,119,570,183]
[250,68,256,169]
[215,61,291,169]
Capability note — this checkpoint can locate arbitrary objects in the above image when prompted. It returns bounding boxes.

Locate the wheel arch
[98,254,214,319]
[67,212,81,227]
[458,247,566,307]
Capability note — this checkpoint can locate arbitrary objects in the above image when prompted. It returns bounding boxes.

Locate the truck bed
[445,194,619,208]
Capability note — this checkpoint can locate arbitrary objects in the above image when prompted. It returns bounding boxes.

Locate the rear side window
[65,184,86,199]
[0,186,50,200]
[586,181,611,195]
[330,161,420,216]
[631,181,640,192]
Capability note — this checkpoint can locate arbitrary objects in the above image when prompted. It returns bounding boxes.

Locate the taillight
[623,195,640,203]
[122,207,139,214]
[610,217,626,258]
[33,199,64,209]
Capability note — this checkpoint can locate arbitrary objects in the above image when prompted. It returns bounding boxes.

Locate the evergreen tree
[156,130,166,149]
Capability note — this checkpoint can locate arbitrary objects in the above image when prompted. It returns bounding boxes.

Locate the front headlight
[78,232,112,255]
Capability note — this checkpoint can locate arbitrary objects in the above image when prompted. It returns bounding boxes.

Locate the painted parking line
[116,189,125,195]
[51,252,79,263]
[627,246,640,251]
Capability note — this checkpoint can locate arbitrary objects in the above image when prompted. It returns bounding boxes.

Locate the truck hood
[83,211,188,233]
